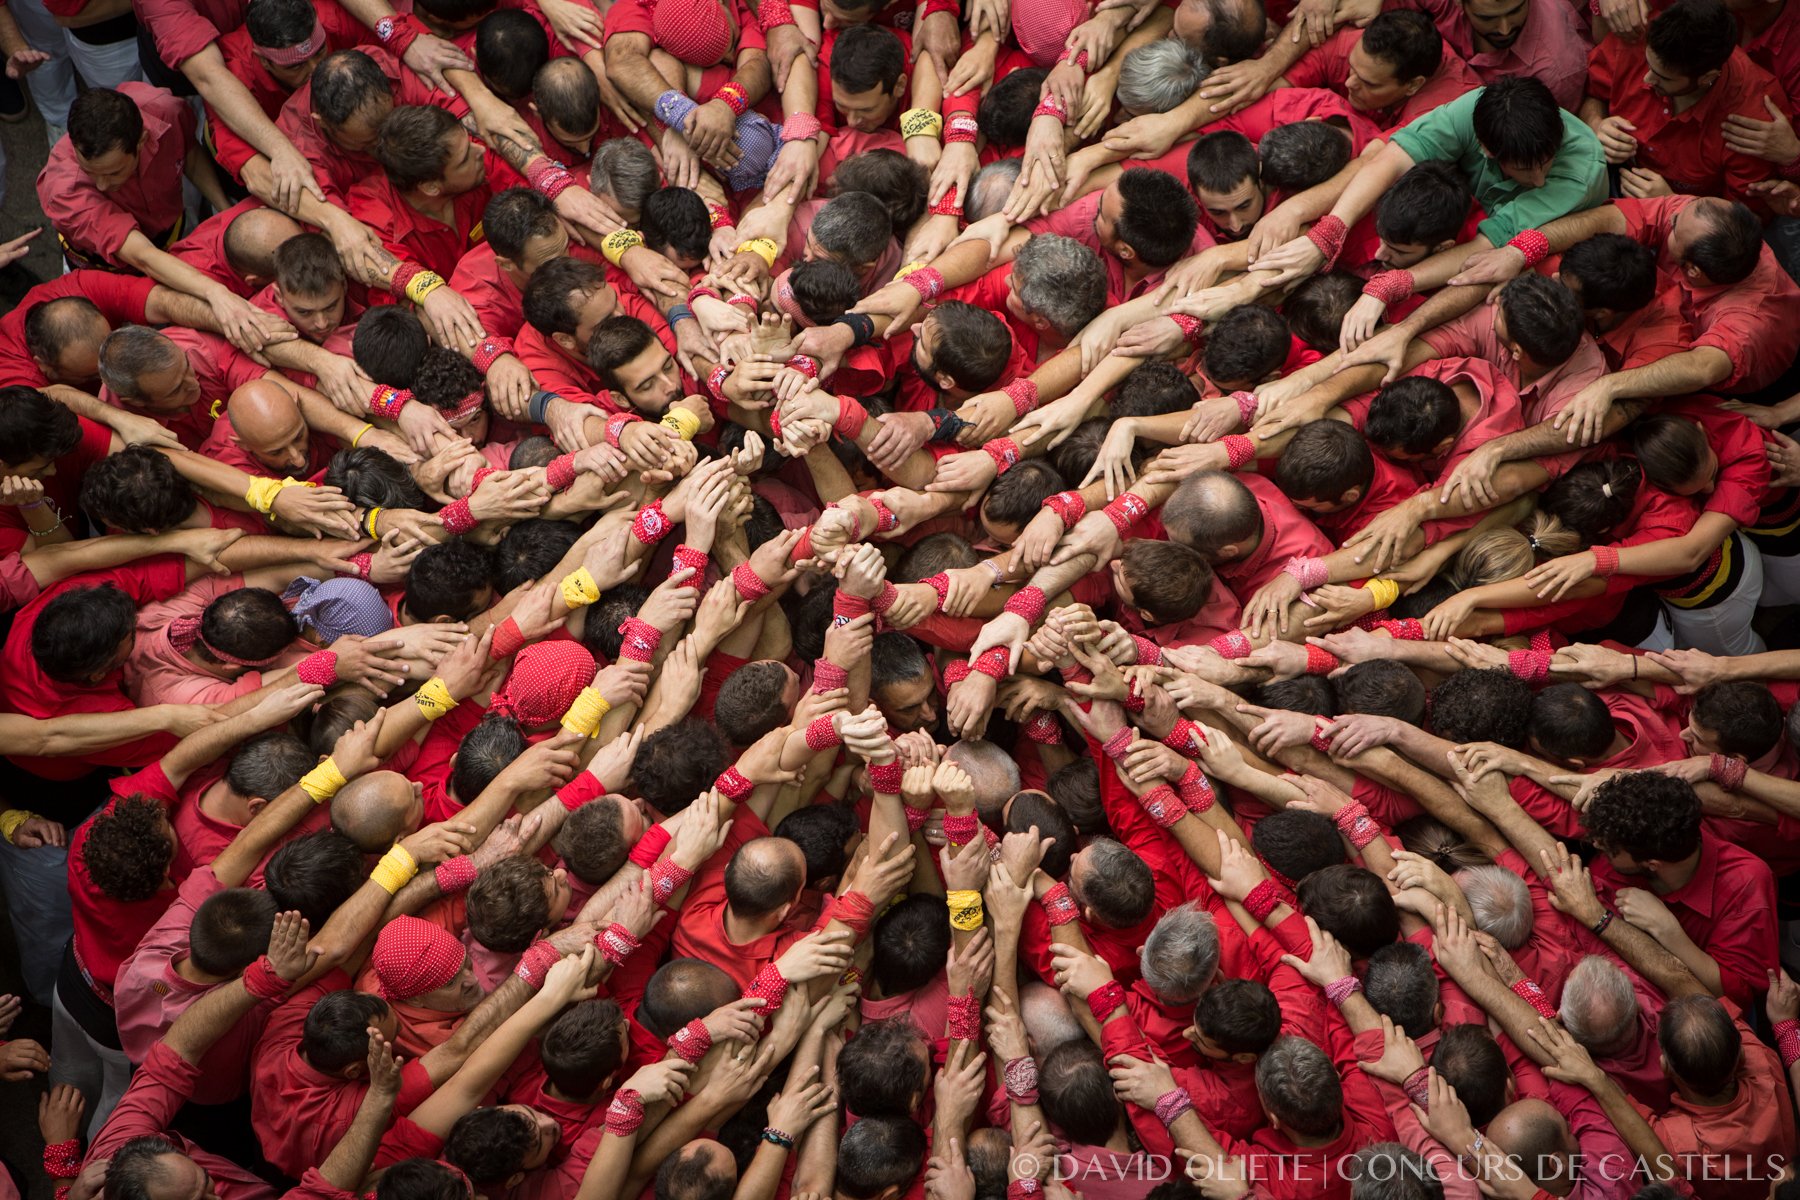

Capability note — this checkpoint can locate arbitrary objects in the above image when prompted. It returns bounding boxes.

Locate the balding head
[639,958,737,1038]
[1488,1098,1575,1188]
[228,380,310,475]
[330,771,424,851]
[533,57,602,151]
[223,208,305,289]
[1558,955,1640,1057]
[723,837,806,920]
[946,739,1022,822]
[1161,470,1262,561]
[25,297,111,387]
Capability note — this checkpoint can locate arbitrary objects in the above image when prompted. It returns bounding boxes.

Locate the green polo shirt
[1391,87,1608,247]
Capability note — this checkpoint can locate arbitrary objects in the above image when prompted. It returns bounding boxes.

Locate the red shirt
[1596,289,1692,373]
[1663,400,1774,527]
[210,0,375,179]
[133,0,248,69]
[1028,189,1217,305]
[1283,28,1483,132]
[0,416,112,557]
[1589,40,1787,208]
[1310,449,1421,540]
[168,198,268,299]
[1215,473,1332,600]
[198,410,334,480]
[1617,195,1800,392]
[1397,0,1589,110]
[1591,830,1777,1009]
[1421,302,1609,426]
[101,327,266,451]
[601,0,766,62]
[0,557,188,779]
[0,271,155,389]
[515,277,672,411]
[37,82,193,263]
[450,241,527,339]
[348,147,520,280]
[669,811,815,990]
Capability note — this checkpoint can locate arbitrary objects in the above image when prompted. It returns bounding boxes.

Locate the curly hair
[82,796,174,901]
[1581,772,1703,863]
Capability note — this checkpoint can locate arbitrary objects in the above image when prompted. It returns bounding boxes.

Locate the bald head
[946,739,1022,822]
[1162,470,1261,560]
[25,296,111,387]
[330,771,422,851]
[228,380,310,475]
[1488,1099,1574,1186]
[724,837,806,918]
[223,208,305,288]
[639,958,738,1037]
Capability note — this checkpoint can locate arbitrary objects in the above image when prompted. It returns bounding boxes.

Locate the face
[416,959,483,1012]
[1462,0,1529,49]
[1095,182,1130,260]
[875,671,938,732]
[1666,199,1723,278]
[1197,178,1265,241]
[1667,439,1720,497]
[778,664,802,711]
[565,285,621,357]
[1644,47,1706,99]
[241,406,312,475]
[1681,714,1723,756]
[1345,40,1414,111]
[498,1106,562,1170]
[611,341,681,415]
[977,501,1022,546]
[75,140,142,193]
[147,1154,218,1200]
[545,868,572,925]
[835,79,900,133]
[819,0,872,28]
[446,402,490,444]
[909,314,951,389]
[1597,843,1653,878]
[278,283,347,344]
[435,129,488,197]
[127,352,202,414]
[321,97,393,155]
[1376,238,1435,270]
[1496,156,1552,189]
[260,46,325,90]
[545,113,602,159]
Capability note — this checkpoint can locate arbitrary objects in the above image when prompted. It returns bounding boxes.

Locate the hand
[267,143,326,214]
[1525,1017,1605,1092]
[1341,503,1418,573]
[1447,244,1528,289]
[541,945,601,1007]
[925,1143,976,1200]
[1726,97,1800,165]
[623,1058,696,1107]
[1429,903,1491,985]
[865,411,936,475]
[1596,0,1648,37]
[1049,944,1114,1000]
[399,818,478,867]
[933,1040,988,1127]
[1195,58,1275,116]
[1358,1014,1427,1083]
[946,926,995,998]
[1412,1070,1478,1159]
[929,447,1001,497]
[418,286,487,353]
[1420,590,1479,643]
[1620,166,1673,199]
[1767,969,1800,1024]
[766,1067,836,1136]
[1107,1052,1179,1110]
[774,929,856,983]
[4,48,47,79]
[1278,915,1354,988]
[670,788,732,867]
[700,996,767,1046]
[1589,115,1639,165]
[10,813,66,848]
[1550,379,1615,447]
[1436,442,1506,509]
[1614,887,1681,941]
[1644,647,1727,695]
[267,909,319,983]
[38,1083,85,1142]
[330,634,413,695]
[1246,233,1325,289]
[0,1036,48,1081]
[1522,551,1599,602]
[849,832,917,901]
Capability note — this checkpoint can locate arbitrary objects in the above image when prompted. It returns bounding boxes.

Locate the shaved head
[224,207,306,286]
[330,771,423,851]
[228,380,310,475]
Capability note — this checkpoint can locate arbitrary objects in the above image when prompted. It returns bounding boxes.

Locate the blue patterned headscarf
[282,577,395,643]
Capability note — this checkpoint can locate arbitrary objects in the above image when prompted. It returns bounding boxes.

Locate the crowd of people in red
[0,0,1798,1196]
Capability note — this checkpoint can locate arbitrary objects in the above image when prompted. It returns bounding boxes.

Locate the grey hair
[589,138,658,221]
[945,739,1022,818]
[1013,234,1108,338]
[1255,1036,1343,1137]
[966,159,1022,223]
[1455,865,1534,950]
[1559,955,1639,1053]
[1139,903,1221,1004]
[810,191,892,266]
[97,325,181,400]
[1349,1144,1444,1200]
[1116,38,1212,115]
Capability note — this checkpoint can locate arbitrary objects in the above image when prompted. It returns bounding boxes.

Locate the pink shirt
[1420,301,1609,425]
[37,82,194,262]
[1029,190,1217,305]
[450,242,527,340]
[168,199,266,299]
[1398,0,1588,109]
[89,1043,278,1200]
[1216,473,1333,600]
[124,574,309,706]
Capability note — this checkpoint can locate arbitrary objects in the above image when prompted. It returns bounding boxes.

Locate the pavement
[0,104,64,308]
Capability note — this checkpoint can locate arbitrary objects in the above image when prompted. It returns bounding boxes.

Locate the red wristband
[296,651,338,687]
[628,825,673,868]
[1507,229,1550,268]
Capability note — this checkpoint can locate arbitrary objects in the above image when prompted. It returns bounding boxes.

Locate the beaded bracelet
[1507,228,1550,267]
[1222,434,1256,470]
[296,650,339,686]
[762,1127,796,1150]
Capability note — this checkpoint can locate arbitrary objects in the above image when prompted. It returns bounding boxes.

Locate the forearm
[1616,514,1736,575]
[117,235,230,304]
[1589,1077,1678,1182]
[605,36,679,118]
[144,286,228,334]
[166,976,263,1063]
[1598,917,1713,998]
[317,1087,397,1191]
[1601,349,1734,401]
[184,47,301,162]
[1326,142,1412,227]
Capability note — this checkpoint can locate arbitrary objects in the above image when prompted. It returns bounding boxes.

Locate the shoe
[0,75,27,123]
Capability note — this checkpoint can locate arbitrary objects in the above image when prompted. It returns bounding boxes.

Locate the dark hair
[1252,809,1346,884]
[474,8,548,100]
[1498,274,1583,366]
[1116,170,1201,267]
[1258,121,1351,191]
[867,892,953,999]
[1429,669,1532,747]
[540,998,627,1096]
[80,446,198,533]
[1364,942,1439,1037]
[400,543,492,630]
[1375,161,1471,249]
[413,346,485,416]
[246,0,318,47]
[1253,676,1336,716]
[523,257,607,337]
[189,888,279,976]
[1119,539,1215,626]
[466,856,551,952]
[0,385,82,466]
[839,1017,930,1117]
[811,191,894,264]
[1114,362,1198,419]
[1360,10,1442,81]
[870,631,932,692]
[1657,994,1740,1096]
[509,435,553,471]
[553,797,629,886]
[1074,838,1156,928]
[373,105,462,190]
[579,583,649,662]
[301,989,391,1070]
[830,23,906,94]
[1006,791,1078,877]
[494,519,580,593]
[589,316,665,396]
[1195,978,1282,1054]
[925,301,1011,391]
[274,233,346,300]
[1685,200,1763,286]
[376,1160,470,1200]
[641,187,712,263]
[713,660,792,747]
[324,446,431,511]
[1283,272,1363,352]
[1471,77,1562,166]
[264,829,366,929]
[32,583,138,682]
[1039,1039,1121,1145]
[977,70,1049,146]
[1540,458,1642,543]
[23,298,105,379]
[226,731,314,801]
[70,88,142,159]
[352,306,429,386]
[1582,772,1703,862]
[654,1146,735,1200]
[1560,233,1657,314]
[103,1136,187,1200]
[199,589,301,667]
[1296,864,1400,957]
[306,689,379,758]
[1274,420,1373,507]
[533,59,602,145]
[485,188,560,264]
[1365,376,1459,457]
[1047,758,1108,837]
[81,796,174,901]
[1433,1024,1511,1127]
[830,149,929,231]
[837,1118,927,1200]
[773,803,858,888]
[451,712,526,804]
[1336,661,1427,725]
[1256,1036,1343,1138]
[312,50,393,127]
[1161,470,1261,559]
[445,1109,533,1186]
[1203,305,1289,388]
[722,839,804,917]
[637,958,738,1038]
[787,258,862,324]
[1197,0,1266,63]
[1691,681,1783,759]
[1186,130,1259,195]
[1646,0,1738,81]
[633,718,729,814]
[1529,683,1615,762]
[983,460,1063,533]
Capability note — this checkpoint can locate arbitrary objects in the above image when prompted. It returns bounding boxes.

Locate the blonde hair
[1449,511,1581,589]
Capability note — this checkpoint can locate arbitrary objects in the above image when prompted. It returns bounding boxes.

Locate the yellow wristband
[893,260,926,282]
[736,237,778,269]
[560,686,612,738]
[299,758,349,803]
[602,229,645,266]
[0,809,37,841]
[660,406,702,441]
[404,270,446,306]
[244,476,284,514]
[900,108,944,140]
[1362,577,1401,612]
[560,566,601,609]
[414,677,458,721]
[946,889,984,931]
[365,506,384,539]
[370,843,419,895]
[352,423,374,447]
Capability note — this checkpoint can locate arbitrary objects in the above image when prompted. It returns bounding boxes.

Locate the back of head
[82,795,174,902]
[1117,38,1211,114]
[1005,791,1077,877]
[632,718,729,814]
[1195,978,1281,1054]
[275,232,346,301]
[641,187,712,265]
[811,191,894,266]
[590,138,660,220]
[1336,660,1427,725]
[1686,198,1763,285]
[1647,0,1737,82]
[1429,669,1532,747]
[103,1136,186,1200]
[1202,304,1290,388]
[1349,1143,1443,1200]
[925,300,1012,392]
[376,1160,469,1200]
[1295,864,1400,957]
[774,802,859,889]
[1251,808,1346,884]
[1559,954,1641,1053]
[967,158,1023,223]
[829,23,906,95]
[352,306,429,385]
[1012,233,1107,338]
[404,539,494,623]
[713,660,793,747]
[1274,418,1374,507]
[1471,78,1562,167]
[1118,538,1215,627]
[311,50,391,126]
[302,989,390,1070]
[1258,121,1351,192]
[1361,10,1443,83]
[1528,682,1614,762]
[226,731,313,803]
[722,837,804,918]
[540,997,627,1096]
[475,8,548,100]
[265,829,366,929]
[1161,470,1259,558]
[1365,376,1459,458]
[978,69,1050,146]
[1376,161,1472,251]
[1039,1038,1121,1145]
[830,149,929,232]
[373,105,460,190]
[533,59,601,144]
[80,445,197,533]
[69,87,142,160]
[1116,169,1201,267]
[326,447,431,512]
[1283,272,1364,352]
[1657,993,1740,1096]
[1140,903,1220,1003]
[1581,771,1703,863]
[1498,274,1583,366]
[32,583,138,683]
[484,188,560,265]
[1560,233,1658,314]
[1364,941,1439,1037]
[1256,1036,1343,1138]
[190,888,278,976]
[97,325,179,401]
[494,518,580,593]
[1540,457,1643,543]
[553,797,628,886]
[466,856,551,952]
[836,1118,927,1200]
[1073,838,1156,928]
[1047,758,1107,837]
[1456,864,1533,949]
[838,1016,930,1117]
[1690,680,1783,759]
[1433,1024,1511,1127]
[655,1144,735,1200]
[638,958,738,1037]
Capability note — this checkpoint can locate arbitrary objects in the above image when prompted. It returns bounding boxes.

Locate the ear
[933,370,956,392]
[1341,484,1365,505]
[505,1174,526,1191]
[553,331,579,356]
[246,795,269,818]
[1402,75,1427,98]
